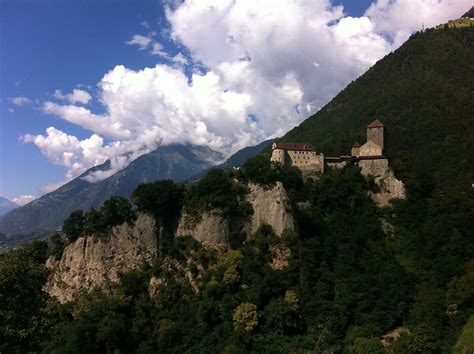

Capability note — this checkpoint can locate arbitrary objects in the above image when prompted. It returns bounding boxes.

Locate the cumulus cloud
[12,195,36,206]
[11,96,31,106]
[27,0,467,188]
[53,89,92,105]
[365,0,468,46]
[22,127,109,180]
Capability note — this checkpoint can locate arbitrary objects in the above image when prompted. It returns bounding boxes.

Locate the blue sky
[0,0,469,204]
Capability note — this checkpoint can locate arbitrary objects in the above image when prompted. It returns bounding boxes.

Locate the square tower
[366,119,384,150]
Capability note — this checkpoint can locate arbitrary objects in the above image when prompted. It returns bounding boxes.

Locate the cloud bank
[24,0,467,191]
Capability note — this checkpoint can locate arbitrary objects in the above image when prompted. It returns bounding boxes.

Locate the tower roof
[367,119,384,128]
[352,142,361,147]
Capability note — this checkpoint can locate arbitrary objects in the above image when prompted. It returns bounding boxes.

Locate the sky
[0,0,471,205]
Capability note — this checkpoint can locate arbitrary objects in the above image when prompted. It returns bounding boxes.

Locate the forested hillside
[280,26,474,192]
[1,24,473,354]
[2,157,473,352]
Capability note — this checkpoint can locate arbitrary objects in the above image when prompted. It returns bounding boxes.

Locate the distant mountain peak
[0,197,18,216]
[0,144,223,235]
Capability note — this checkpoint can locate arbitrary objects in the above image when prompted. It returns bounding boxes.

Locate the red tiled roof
[273,142,315,151]
[367,119,384,128]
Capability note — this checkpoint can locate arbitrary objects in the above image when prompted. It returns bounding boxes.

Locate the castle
[271,119,386,174]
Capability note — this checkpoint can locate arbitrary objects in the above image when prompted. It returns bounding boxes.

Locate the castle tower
[351,142,361,157]
[366,119,384,150]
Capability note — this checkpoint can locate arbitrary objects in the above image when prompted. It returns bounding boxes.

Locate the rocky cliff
[245,182,294,235]
[176,211,230,248]
[357,159,406,206]
[45,214,156,303]
[176,181,294,248]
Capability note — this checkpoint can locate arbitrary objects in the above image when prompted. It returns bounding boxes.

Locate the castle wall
[270,149,286,165]
[359,141,383,157]
[367,127,384,149]
[286,150,324,173]
[351,146,360,157]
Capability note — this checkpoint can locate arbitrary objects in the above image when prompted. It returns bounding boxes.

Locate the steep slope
[279,27,474,191]
[0,197,18,216]
[463,6,474,17]
[0,145,222,234]
[188,139,273,181]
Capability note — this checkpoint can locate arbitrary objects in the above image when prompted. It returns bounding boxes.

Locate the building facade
[271,119,385,175]
[271,142,324,174]
[353,119,385,157]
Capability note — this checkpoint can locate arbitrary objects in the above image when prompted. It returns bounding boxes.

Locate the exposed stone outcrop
[148,256,202,297]
[358,159,406,207]
[270,244,292,270]
[45,214,157,303]
[245,182,294,236]
[176,211,230,248]
[176,182,295,248]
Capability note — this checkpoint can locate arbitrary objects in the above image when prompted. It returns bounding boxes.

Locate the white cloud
[22,127,109,180]
[365,0,468,46]
[126,33,155,50]
[27,0,467,187]
[172,52,188,65]
[12,195,36,206]
[11,96,31,106]
[53,89,92,105]
[8,108,14,113]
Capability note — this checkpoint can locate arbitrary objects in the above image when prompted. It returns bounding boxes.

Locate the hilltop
[279,26,474,192]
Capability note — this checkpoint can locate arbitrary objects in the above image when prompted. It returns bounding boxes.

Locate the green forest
[1,26,473,353]
[1,154,474,353]
[280,26,474,192]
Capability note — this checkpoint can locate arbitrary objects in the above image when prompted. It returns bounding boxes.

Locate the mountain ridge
[0,197,18,216]
[275,26,474,192]
[0,144,222,234]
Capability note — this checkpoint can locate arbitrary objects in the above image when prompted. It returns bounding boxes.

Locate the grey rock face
[45,214,157,303]
[245,182,294,236]
[176,211,230,248]
[357,159,406,206]
[176,181,295,248]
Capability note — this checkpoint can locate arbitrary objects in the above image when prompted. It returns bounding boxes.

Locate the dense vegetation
[279,26,474,193]
[1,156,473,352]
[1,25,473,353]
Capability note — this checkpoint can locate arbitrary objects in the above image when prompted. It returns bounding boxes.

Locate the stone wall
[359,141,383,157]
[270,148,286,165]
[286,150,324,173]
[367,126,384,149]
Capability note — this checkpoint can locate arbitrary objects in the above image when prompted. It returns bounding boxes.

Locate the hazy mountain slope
[188,139,273,181]
[279,27,474,191]
[463,6,474,17]
[0,197,18,216]
[0,145,222,234]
